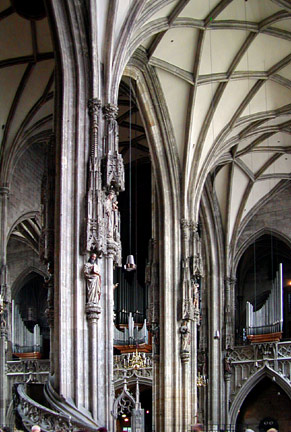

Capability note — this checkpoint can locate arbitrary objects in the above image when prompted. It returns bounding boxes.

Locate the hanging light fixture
[124,254,136,271]
[124,77,136,272]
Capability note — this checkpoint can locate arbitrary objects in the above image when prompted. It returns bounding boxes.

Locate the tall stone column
[180,320,191,430]
[224,370,231,427]
[103,244,115,430]
[84,100,124,428]
[0,318,7,426]
[0,185,9,295]
[85,301,101,420]
[0,185,9,426]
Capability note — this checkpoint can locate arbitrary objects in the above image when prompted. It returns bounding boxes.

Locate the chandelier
[197,373,207,387]
[127,349,146,370]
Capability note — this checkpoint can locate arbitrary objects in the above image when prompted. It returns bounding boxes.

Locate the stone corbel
[85,303,101,322]
[106,237,122,266]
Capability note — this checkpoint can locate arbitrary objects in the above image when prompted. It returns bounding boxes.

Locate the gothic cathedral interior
[0,1,291,431]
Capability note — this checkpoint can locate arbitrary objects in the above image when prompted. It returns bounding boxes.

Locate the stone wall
[7,238,47,294]
[8,142,45,234]
[237,182,291,253]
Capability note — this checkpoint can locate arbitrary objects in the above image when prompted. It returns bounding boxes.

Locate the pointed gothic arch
[229,365,291,426]
[234,227,291,275]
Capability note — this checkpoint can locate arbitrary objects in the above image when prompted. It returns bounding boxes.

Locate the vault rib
[0,6,14,20]
[31,21,38,63]
[183,29,205,216]
[147,0,191,60]
[234,158,254,181]
[4,72,54,179]
[259,10,291,29]
[270,0,291,13]
[237,132,275,157]
[191,27,260,187]
[131,18,290,60]
[0,63,34,165]
[254,153,282,179]
[204,0,234,28]
[0,53,54,70]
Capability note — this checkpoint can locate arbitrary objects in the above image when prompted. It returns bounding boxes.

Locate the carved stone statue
[193,281,200,311]
[180,320,191,353]
[105,189,119,239]
[84,253,101,304]
[224,355,232,374]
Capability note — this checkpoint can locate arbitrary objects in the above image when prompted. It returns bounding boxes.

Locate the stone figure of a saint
[105,189,118,239]
[84,253,101,304]
[180,320,191,352]
[193,281,200,311]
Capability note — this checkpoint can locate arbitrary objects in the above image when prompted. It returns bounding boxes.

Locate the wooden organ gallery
[0,1,291,431]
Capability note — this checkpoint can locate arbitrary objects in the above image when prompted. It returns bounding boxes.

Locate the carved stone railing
[113,353,153,385]
[228,341,291,401]
[7,359,50,385]
[14,383,74,432]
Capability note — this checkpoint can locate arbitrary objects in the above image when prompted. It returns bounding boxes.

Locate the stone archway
[229,366,291,430]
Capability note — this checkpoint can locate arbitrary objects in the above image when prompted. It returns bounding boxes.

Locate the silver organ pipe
[12,303,42,353]
[114,312,148,346]
[246,263,283,336]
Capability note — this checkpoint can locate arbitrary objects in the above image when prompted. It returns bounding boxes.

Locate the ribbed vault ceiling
[115,0,291,247]
[0,0,54,180]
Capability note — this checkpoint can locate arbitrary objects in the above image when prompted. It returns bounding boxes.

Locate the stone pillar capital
[88,98,102,115]
[106,240,119,259]
[0,184,9,196]
[225,276,236,285]
[85,303,101,322]
[103,103,118,120]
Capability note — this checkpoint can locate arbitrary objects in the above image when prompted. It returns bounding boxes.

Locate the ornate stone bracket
[86,99,106,256]
[85,101,124,266]
[85,302,101,322]
[102,103,125,192]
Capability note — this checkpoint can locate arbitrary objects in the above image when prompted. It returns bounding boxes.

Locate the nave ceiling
[112,0,291,255]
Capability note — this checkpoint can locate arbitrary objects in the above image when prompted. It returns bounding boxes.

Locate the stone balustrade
[228,341,291,401]
[14,383,73,432]
[113,353,153,385]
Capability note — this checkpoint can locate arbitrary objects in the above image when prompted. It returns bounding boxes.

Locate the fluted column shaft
[0,185,9,426]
